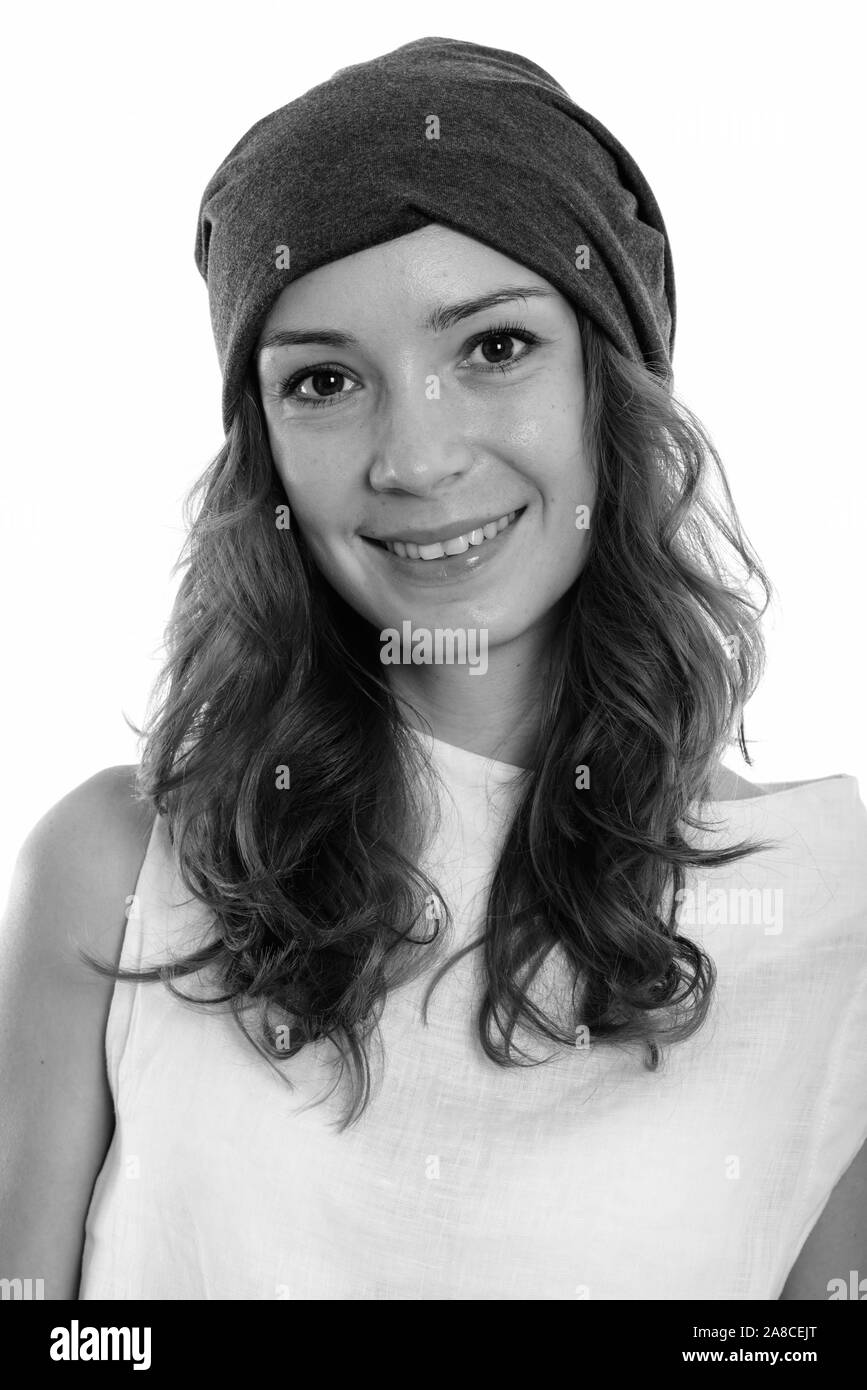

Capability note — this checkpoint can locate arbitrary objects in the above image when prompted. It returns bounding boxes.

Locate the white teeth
[383,510,519,559]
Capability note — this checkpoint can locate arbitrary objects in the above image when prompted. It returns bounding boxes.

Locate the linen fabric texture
[195,35,676,432]
[79,734,867,1299]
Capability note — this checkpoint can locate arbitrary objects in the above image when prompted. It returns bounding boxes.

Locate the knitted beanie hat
[195,35,676,432]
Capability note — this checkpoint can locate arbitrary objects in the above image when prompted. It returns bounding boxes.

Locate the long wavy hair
[88,310,776,1130]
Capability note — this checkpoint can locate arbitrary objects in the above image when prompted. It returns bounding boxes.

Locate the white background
[1,0,863,899]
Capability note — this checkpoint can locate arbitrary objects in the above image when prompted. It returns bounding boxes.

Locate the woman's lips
[383,510,518,559]
[361,507,526,584]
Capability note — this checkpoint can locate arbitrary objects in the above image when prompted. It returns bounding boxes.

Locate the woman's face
[255,225,595,653]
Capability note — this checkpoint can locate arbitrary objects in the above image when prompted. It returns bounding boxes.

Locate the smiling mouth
[363,508,525,560]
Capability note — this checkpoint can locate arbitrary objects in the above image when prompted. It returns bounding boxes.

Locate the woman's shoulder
[701,764,867,913]
[709,762,861,807]
[708,764,769,801]
[20,762,155,874]
[5,764,156,969]
[0,765,156,1298]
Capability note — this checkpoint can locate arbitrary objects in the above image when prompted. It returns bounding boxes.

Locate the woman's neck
[387,624,555,769]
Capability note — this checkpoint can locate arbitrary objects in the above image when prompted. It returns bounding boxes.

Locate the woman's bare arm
[779,1138,867,1300]
[0,766,154,1299]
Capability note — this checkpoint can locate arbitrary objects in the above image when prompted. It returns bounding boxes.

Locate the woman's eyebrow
[423,284,556,333]
[255,285,556,355]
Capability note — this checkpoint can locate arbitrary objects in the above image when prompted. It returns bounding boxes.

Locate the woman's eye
[277,368,357,409]
[274,322,541,409]
[464,325,539,372]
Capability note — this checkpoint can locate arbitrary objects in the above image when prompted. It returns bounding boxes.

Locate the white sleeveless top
[79,736,867,1300]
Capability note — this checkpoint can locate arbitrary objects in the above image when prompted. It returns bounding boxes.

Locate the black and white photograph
[1,0,865,1357]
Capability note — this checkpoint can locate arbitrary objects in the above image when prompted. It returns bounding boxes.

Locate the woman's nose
[367,375,477,493]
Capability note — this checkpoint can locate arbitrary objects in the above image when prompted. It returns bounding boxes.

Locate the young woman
[2,36,865,1302]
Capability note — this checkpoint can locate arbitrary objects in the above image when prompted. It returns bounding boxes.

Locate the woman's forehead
[258,226,565,333]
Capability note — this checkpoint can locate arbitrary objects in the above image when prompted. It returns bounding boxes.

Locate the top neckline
[408,727,857,808]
